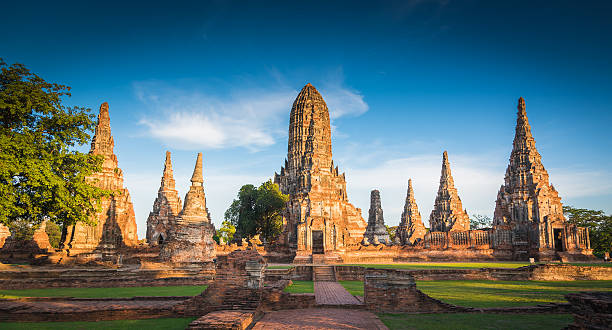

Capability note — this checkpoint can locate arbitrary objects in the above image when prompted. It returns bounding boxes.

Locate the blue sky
[2,1,611,237]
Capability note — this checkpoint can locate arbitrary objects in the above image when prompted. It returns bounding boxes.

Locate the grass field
[342,262,611,270]
[338,280,612,307]
[0,317,197,329]
[378,313,573,330]
[417,280,612,307]
[283,280,314,293]
[0,285,208,299]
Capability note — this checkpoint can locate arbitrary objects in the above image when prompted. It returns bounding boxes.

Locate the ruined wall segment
[429,151,470,232]
[160,152,216,264]
[146,151,182,245]
[363,190,390,245]
[397,179,427,244]
[493,98,591,258]
[61,103,138,256]
[273,83,367,262]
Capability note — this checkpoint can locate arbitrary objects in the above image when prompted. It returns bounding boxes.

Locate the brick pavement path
[314,282,362,306]
[252,308,388,329]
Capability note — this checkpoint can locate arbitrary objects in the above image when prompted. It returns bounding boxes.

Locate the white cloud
[135,79,369,151]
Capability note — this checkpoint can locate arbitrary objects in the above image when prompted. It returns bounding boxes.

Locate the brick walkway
[314,282,362,306]
[252,308,388,329]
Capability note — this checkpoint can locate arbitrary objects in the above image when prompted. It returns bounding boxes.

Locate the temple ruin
[363,190,390,245]
[429,151,470,232]
[146,151,182,246]
[493,97,591,260]
[274,83,367,263]
[160,152,216,264]
[396,179,427,245]
[60,102,138,259]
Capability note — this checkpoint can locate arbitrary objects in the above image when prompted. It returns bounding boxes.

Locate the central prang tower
[274,83,366,263]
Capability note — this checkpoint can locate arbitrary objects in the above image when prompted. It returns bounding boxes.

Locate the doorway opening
[312,231,324,254]
[553,229,564,252]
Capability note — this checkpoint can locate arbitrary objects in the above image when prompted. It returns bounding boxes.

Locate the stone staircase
[314,266,336,282]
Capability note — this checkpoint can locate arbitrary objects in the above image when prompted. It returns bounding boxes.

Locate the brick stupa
[61,103,138,257]
[274,83,366,263]
[146,151,182,246]
[396,179,427,244]
[363,190,390,245]
[429,151,470,232]
[493,97,591,258]
[160,152,215,264]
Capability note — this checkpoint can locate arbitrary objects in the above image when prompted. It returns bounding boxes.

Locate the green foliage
[385,225,397,241]
[44,221,61,248]
[224,180,288,242]
[0,60,110,235]
[470,214,492,229]
[564,206,611,258]
[215,220,236,244]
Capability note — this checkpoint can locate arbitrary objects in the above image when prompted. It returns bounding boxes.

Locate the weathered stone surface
[61,103,138,256]
[565,292,612,330]
[0,224,11,249]
[0,220,52,261]
[146,151,182,246]
[494,98,591,259]
[274,83,366,262]
[160,153,215,264]
[363,190,389,245]
[429,151,470,232]
[396,179,427,245]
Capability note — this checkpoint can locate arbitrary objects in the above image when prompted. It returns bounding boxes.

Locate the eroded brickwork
[363,190,390,245]
[494,98,591,259]
[160,153,215,264]
[429,151,470,232]
[396,179,427,245]
[146,151,182,246]
[274,83,366,262]
[61,103,138,256]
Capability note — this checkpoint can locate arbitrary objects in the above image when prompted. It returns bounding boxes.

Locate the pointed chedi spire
[397,179,426,244]
[160,151,176,191]
[363,189,390,244]
[90,102,115,156]
[146,151,182,245]
[191,152,204,186]
[494,97,566,227]
[429,151,470,232]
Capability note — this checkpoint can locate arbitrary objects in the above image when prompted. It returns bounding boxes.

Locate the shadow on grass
[378,313,573,330]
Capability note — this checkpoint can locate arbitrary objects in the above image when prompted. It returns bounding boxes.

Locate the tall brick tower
[61,102,138,257]
[494,97,591,260]
[429,151,470,232]
[146,151,182,245]
[274,83,366,263]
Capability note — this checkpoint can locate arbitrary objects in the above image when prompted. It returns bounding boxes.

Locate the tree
[386,225,397,242]
[470,214,492,230]
[216,220,236,244]
[564,206,611,258]
[45,221,61,249]
[224,180,289,242]
[0,59,109,238]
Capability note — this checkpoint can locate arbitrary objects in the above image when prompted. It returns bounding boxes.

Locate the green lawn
[378,313,573,330]
[267,265,292,269]
[344,262,531,270]
[338,280,612,307]
[417,280,612,307]
[283,280,314,293]
[0,285,207,299]
[338,280,364,296]
[0,317,197,330]
[342,262,611,270]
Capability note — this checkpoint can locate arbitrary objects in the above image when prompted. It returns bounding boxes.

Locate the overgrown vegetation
[0,59,110,238]
[470,214,492,229]
[224,180,288,242]
[564,205,611,258]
